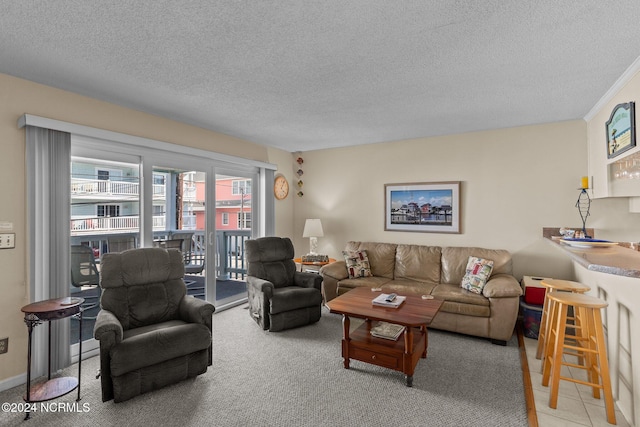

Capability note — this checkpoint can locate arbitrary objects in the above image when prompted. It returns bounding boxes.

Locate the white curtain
[26,126,71,374]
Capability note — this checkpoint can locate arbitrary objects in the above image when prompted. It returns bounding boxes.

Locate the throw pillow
[342,250,373,279]
[461,256,494,294]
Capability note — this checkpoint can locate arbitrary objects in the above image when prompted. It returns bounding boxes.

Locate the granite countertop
[546,237,640,278]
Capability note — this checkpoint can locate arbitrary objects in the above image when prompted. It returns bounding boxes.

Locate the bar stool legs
[536,279,590,360]
[542,292,616,425]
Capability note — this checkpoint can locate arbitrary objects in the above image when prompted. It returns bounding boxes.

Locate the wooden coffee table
[326,287,443,386]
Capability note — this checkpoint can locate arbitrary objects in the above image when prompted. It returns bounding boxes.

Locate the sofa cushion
[431,283,490,307]
[337,277,392,293]
[395,245,441,283]
[440,247,512,285]
[381,278,438,296]
[342,250,373,278]
[461,256,494,294]
[345,241,397,279]
[111,320,211,377]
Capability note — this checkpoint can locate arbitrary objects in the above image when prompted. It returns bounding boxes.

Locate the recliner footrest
[110,321,211,377]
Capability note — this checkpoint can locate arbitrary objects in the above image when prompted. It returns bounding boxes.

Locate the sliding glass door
[69,155,141,356]
[152,166,208,301]
[148,163,255,309]
[24,116,273,371]
[213,171,253,307]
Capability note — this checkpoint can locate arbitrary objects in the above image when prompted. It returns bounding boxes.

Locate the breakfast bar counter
[545,237,640,278]
[546,237,640,426]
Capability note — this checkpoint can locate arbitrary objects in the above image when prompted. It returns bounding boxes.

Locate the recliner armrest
[246,276,275,298]
[179,296,216,325]
[293,271,323,290]
[482,273,523,298]
[93,309,124,346]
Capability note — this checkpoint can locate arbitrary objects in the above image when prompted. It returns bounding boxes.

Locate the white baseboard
[0,346,99,393]
[0,372,27,393]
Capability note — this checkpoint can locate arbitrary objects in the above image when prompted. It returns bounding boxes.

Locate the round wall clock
[274,175,289,200]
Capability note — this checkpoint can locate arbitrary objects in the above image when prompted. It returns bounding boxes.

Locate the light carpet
[0,305,527,426]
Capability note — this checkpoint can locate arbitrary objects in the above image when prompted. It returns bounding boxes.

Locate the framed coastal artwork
[606,102,636,159]
[384,181,460,233]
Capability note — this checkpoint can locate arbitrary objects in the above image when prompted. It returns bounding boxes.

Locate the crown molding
[584,55,640,121]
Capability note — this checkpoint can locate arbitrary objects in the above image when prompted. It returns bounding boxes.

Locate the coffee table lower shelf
[342,321,427,387]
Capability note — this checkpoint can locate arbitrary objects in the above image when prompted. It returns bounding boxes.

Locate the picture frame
[606,101,636,159]
[384,181,460,233]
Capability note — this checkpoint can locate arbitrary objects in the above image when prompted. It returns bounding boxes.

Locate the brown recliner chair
[93,247,215,402]
[245,237,323,332]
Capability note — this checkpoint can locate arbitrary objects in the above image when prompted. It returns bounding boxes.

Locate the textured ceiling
[1,1,640,152]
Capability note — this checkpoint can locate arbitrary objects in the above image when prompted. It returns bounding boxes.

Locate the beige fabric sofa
[320,241,522,344]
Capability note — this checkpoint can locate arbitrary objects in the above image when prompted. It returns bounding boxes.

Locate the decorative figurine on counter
[576,188,592,239]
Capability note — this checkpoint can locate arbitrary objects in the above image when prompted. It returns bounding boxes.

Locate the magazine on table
[372,293,406,308]
[370,321,405,340]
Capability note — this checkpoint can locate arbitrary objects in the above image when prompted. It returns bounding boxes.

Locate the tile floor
[523,336,631,427]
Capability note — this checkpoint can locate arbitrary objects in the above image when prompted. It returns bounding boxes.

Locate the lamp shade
[302,219,324,238]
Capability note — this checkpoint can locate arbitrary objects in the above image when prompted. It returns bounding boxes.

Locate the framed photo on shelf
[606,101,636,159]
[384,181,460,233]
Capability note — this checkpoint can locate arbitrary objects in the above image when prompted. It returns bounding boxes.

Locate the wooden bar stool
[542,292,616,425]
[535,279,590,360]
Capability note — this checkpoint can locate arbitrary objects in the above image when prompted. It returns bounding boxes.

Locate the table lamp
[302,219,324,255]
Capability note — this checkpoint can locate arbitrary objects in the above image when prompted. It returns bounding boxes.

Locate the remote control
[385,293,397,302]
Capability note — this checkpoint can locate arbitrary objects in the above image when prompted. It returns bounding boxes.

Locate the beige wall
[269,146,296,238]
[3,68,640,386]
[291,120,640,281]
[0,73,288,383]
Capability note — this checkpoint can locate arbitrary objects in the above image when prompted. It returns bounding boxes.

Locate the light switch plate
[0,233,15,249]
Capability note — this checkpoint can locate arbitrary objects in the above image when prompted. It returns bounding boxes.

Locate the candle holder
[575,188,591,238]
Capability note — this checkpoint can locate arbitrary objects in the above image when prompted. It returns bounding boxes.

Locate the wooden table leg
[421,325,428,358]
[404,327,414,387]
[342,315,350,369]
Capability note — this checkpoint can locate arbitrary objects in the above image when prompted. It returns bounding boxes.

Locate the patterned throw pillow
[342,250,373,279]
[461,256,494,294]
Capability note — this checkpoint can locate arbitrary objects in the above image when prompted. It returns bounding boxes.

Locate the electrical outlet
[0,337,8,354]
[0,233,15,249]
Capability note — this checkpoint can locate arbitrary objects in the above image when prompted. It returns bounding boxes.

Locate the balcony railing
[70,229,251,281]
[72,177,198,201]
[215,230,251,280]
[71,178,140,198]
[71,215,166,234]
[168,230,250,280]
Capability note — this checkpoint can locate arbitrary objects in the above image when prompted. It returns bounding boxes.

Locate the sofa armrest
[294,271,323,290]
[179,295,216,325]
[482,274,523,298]
[319,260,348,280]
[319,261,349,302]
[246,276,275,298]
[93,309,123,346]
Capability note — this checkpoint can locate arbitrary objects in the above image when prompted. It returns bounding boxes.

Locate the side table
[21,297,84,420]
[294,257,336,273]
[294,258,337,304]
